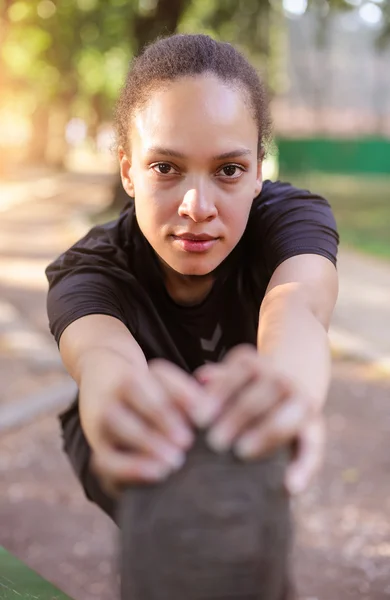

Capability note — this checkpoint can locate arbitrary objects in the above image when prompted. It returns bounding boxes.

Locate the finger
[102,402,186,470]
[91,450,172,495]
[121,368,194,449]
[206,378,287,452]
[234,396,311,460]
[150,359,218,429]
[194,347,263,426]
[285,417,326,495]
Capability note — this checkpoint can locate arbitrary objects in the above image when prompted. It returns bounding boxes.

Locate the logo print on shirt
[200,323,226,362]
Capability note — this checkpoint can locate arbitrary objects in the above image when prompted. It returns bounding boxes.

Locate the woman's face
[119,74,262,276]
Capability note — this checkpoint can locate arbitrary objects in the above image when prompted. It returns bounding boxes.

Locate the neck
[158,260,215,306]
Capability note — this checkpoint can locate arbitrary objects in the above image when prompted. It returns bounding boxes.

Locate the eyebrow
[146,146,252,160]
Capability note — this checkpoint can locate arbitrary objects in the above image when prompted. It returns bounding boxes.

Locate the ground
[1,169,390,600]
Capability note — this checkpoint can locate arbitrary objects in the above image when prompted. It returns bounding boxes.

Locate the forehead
[131,74,257,156]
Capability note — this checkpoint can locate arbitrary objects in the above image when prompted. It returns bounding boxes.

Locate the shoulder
[46,204,137,286]
[68,203,136,261]
[251,179,335,216]
[244,179,339,275]
[248,179,338,235]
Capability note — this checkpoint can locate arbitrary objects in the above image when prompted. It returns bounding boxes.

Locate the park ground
[1,167,390,600]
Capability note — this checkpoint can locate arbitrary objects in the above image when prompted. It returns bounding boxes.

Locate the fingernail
[172,426,194,448]
[234,436,258,459]
[196,372,210,384]
[144,463,171,480]
[206,428,230,453]
[161,447,186,470]
[170,450,186,471]
[171,452,186,471]
[191,399,219,428]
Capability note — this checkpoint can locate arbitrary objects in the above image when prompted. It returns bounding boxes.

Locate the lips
[173,233,217,241]
[171,232,220,253]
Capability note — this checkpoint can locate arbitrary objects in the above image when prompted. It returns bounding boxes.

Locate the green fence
[277,137,390,175]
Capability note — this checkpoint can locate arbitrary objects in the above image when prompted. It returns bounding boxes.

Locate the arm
[59,314,148,386]
[258,253,338,412]
[59,314,149,449]
[195,254,338,494]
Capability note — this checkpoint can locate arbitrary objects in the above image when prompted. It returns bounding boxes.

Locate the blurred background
[1,0,390,252]
[1,1,390,599]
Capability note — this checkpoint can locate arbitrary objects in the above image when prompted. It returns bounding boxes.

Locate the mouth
[173,233,218,241]
[170,232,220,253]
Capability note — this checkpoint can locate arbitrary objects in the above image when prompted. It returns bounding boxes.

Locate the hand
[195,345,323,494]
[79,352,213,495]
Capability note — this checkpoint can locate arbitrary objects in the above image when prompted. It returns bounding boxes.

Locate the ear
[254,156,263,198]
[118,146,135,197]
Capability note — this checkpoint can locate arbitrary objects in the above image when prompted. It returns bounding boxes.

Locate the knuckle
[240,396,259,419]
[148,358,171,375]
[120,369,143,393]
[141,387,167,413]
[101,401,121,429]
[126,417,147,445]
[227,344,256,363]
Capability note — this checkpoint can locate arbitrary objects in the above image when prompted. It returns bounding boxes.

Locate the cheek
[133,174,172,221]
[134,192,175,244]
[222,193,253,237]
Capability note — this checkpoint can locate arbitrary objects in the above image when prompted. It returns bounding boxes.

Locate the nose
[178,185,217,223]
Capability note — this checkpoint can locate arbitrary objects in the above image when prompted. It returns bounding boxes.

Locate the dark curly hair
[115,33,272,156]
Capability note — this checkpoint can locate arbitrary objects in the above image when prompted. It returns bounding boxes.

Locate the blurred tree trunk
[26,105,50,165]
[89,94,105,150]
[0,0,12,175]
[133,0,190,52]
[45,99,72,169]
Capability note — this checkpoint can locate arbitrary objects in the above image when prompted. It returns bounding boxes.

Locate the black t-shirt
[46,180,338,373]
[46,179,339,520]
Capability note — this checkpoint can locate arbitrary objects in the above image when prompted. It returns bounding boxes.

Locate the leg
[119,432,294,600]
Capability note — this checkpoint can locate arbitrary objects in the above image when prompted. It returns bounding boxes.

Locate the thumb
[285,416,326,495]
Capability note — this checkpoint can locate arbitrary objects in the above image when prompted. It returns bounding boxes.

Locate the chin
[170,257,219,277]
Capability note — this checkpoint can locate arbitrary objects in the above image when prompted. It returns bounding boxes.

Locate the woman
[46,34,338,598]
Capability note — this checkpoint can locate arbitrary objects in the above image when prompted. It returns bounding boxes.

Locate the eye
[216,164,245,179]
[151,162,179,175]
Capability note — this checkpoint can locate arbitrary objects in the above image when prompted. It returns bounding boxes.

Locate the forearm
[257,286,332,411]
[59,314,148,385]
[59,314,149,448]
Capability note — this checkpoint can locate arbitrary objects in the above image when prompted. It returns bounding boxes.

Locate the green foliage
[180,0,276,64]
[1,0,389,154]
[1,0,135,110]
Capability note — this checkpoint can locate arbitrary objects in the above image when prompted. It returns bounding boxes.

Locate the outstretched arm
[258,253,338,411]
[196,253,338,494]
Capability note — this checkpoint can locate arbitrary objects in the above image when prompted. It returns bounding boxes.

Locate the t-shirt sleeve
[46,219,130,345]
[250,180,339,276]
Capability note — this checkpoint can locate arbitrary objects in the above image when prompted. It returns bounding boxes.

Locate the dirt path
[0,171,115,427]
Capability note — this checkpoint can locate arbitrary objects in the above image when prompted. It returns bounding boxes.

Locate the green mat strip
[0,547,72,599]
